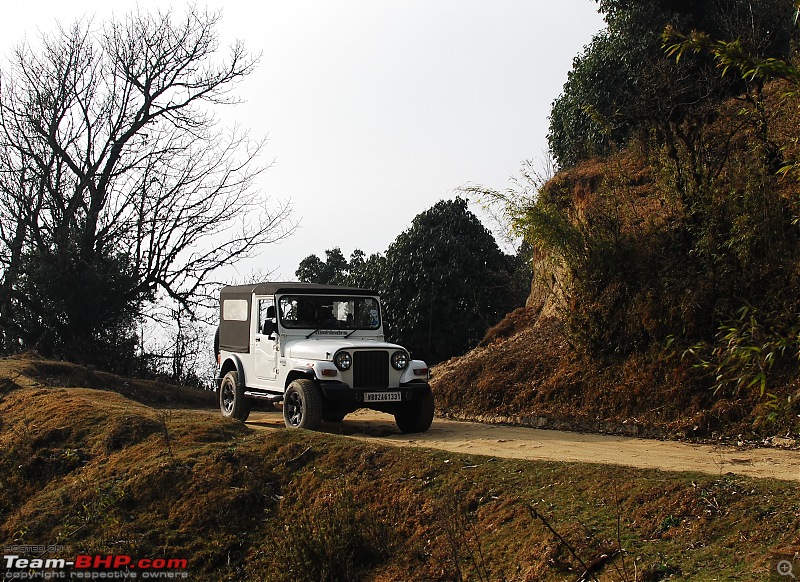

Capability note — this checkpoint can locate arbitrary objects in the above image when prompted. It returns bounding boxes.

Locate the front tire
[219,370,251,422]
[283,379,323,430]
[394,390,435,434]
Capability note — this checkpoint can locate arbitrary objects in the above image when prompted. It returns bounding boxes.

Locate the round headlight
[391,350,409,370]
[334,351,352,371]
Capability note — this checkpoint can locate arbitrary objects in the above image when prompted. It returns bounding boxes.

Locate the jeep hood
[284,338,404,361]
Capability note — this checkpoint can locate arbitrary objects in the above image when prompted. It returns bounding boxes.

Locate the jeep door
[255,297,278,381]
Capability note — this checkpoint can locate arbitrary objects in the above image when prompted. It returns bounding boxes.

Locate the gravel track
[246,409,800,481]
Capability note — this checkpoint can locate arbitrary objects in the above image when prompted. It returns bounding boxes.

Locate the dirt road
[246,409,800,482]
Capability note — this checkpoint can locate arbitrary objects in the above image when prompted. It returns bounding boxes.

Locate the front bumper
[318,380,431,407]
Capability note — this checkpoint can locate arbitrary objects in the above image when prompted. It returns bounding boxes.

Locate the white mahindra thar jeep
[214,282,434,433]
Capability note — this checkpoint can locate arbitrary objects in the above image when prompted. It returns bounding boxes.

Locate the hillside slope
[2,354,799,580]
[432,309,724,439]
[433,81,800,440]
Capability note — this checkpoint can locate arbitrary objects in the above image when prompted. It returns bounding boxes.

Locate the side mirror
[262,319,277,336]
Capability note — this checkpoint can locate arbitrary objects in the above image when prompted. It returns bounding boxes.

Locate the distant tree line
[296,198,531,363]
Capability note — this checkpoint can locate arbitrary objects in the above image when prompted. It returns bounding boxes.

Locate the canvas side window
[222,299,249,321]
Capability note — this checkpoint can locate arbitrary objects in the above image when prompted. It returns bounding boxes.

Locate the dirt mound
[432,310,796,440]
[0,352,216,408]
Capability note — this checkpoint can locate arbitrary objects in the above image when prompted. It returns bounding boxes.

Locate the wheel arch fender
[220,355,246,390]
[285,368,316,389]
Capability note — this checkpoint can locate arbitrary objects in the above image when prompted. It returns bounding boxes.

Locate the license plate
[364,391,401,403]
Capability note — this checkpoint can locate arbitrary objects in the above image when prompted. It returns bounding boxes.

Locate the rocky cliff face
[526,247,563,320]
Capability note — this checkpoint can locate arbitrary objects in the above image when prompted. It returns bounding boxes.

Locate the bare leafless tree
[0,7,294,360]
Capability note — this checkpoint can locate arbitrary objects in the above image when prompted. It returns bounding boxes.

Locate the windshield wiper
[306,327,322,339]
[344,328,358,338]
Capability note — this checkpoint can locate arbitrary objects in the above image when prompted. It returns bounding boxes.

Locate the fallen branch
[528,505,599,582]
[284,446,312,465]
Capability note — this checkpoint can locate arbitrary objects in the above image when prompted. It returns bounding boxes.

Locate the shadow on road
[245,408,401,438]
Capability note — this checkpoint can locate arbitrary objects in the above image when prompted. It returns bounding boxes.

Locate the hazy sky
[0,1,605,281]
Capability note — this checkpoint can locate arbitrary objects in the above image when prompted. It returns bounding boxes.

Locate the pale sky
[0,1,605,281]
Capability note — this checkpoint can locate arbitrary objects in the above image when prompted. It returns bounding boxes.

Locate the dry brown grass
[1,354,799,580]
[432,304,800,440]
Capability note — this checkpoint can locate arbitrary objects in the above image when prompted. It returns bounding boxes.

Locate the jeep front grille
[352,351,389,389]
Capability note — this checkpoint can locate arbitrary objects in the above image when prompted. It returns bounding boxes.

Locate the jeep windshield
[278,295,381,330]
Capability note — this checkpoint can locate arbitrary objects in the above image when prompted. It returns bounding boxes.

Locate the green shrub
[684,305,800,403]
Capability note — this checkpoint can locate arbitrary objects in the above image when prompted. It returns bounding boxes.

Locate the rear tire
[283,379,323,430]
[219,370,251,422]
[394,389,435,434]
